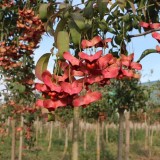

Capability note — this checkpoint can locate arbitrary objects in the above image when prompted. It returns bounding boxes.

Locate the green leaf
[127,0,136,14]
[47,113,55,122]
[97,0,108,19]
[39,3,53,22]
[116,0,127,11]
[110,1,118,11]
[57,31,69,59]
[35,53,51,81]
[71,12,85,30]
[83,1,94,19]
[18,84,26,94]
[137,49,157,62]
[68,20,81,46]
[54,19,66,47]
[98,19,108,32]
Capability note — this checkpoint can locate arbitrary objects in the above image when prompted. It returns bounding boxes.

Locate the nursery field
[0,121,160,160]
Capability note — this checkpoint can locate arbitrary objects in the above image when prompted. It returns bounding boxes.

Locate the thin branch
[129,28,160,38]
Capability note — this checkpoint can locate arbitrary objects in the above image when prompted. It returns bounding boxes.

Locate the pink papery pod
[121,69,134,77]
[81,36,102,49]
[156,45,160,52]
[36,99,44,107]
[85,75,104,84]
[152,32,160,43]
[133,73,141,79]
[130,62,142,70]
[102,65,119,79]
[95,38,112,48]
[121,53,134,61]
[60,80,83,95]
[81,40,93,49]
[35,83,48,92]
[79,50,102,62]
[42,71,61,92]
[91,36,102,46]
[98,53,113,69]
[53,70,69,82]
[71,70,84,77]
[73,91,102,107]
[150,23,160,29]
[63,52,80,66]
[139,22,149,28]
[43,99,67,110]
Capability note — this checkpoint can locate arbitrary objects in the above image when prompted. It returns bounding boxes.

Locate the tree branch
[129,28,160,38]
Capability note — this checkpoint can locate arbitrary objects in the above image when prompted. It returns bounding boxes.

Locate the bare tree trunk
[144,113,148,150]
[47,121,53,152]
[39,121,43,137]
[84,121,87,151]
[11,119,16,160]
[117,110,124,160]
[96,119,100,160]
[58,122,62,139]
[35,116,39,146]
[125,111,130,160]
[46,122,50,141]
[106,124,108,144]
[61,126,69,160]
[72,107,79,160]
[6,117,11,136]
[18,115,24,160]
[150,126,154,147]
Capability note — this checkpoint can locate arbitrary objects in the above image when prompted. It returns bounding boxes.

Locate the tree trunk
[117,110,124,160]
[59,122,62,139]
[47,121,53,152]
[6,117,11,136]
[18,115,24,160]
[106,124,108,144]
[125,111,130,160]
[96,119,100,160]
[61,126,69,160]
[72,107,79,160]
[11,119,16,160]
[35,116,39,146]
[144,113,148,150]
[84,121,87,151]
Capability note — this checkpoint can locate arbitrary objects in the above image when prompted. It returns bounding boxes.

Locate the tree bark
[84,121,87,151]
[58,122,62,139]
[47,121,53,152]
[35,116,39,146]
[106,124,108,144]
[144,113,148,150]
[61,126,69,160]
[18,115,24,160]
[11,119,16,160]
[117,110,124,160]
[125,111,130,160]
[72,107,79,160]
[96,119,100,160]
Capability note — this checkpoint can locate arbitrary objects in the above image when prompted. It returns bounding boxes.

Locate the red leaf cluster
[152,32,160,43]
[139,21,160,29]
[0,8,44,70]
[81,36,112,49]
[36,36,142,111]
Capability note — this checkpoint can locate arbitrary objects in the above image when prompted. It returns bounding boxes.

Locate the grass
[0,125,160,160]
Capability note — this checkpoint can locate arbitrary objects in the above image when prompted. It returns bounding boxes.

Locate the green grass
[0,126,160,160]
